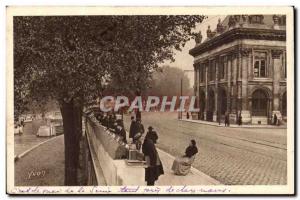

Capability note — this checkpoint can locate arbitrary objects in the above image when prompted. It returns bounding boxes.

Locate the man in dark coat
[238,112,242,126]
[142,136,164,186]
[224,112,230,127]
[129,116,137,139]
[134,119,145,150]
[136,118,145,135]
[145,126,158,144]
[116,124,127,144]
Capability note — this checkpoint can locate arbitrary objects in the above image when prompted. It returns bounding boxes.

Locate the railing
[83,113,146,186]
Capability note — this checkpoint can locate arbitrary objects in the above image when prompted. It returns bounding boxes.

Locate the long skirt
[171,156,194,176]
[145,164,164,183]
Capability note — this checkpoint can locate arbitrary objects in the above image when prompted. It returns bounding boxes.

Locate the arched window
[199,65,205,83]
[219,56,226,80]
[208,90,215,112]
[209,60,216,81]
[252,90,268,116]
[199,90,205,112]
[218,88,227,115]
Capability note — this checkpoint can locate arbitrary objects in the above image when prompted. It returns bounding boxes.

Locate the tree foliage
[14,15,205,113]
[13,15,206,185]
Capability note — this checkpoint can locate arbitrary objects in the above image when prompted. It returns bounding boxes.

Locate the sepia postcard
[6,6,294,195]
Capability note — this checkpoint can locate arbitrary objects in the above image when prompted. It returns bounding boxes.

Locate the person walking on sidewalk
[273,113,278,125]
[225,112,230,127]
[237,112,242,126]
[142,135,164,186]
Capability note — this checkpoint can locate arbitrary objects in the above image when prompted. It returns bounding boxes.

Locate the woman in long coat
[142,136,164,185]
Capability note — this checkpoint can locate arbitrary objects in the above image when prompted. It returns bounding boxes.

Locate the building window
[199,65,205,83]
[252,89,268,116]
[279,15,286,26]
[253,52,267,78]
[209,60,216,81]
[219,57,226,80]
[249,15,264,24]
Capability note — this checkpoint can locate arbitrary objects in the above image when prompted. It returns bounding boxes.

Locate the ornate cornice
[189,27,286,57]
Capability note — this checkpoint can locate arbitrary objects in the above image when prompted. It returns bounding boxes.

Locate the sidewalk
[15,135,65,186]
[156,149,220,185]
[15,134,219,186]
[180,119,287,129]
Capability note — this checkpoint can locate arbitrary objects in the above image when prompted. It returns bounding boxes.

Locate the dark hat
[148,126,153,130]
[191,139,196,146]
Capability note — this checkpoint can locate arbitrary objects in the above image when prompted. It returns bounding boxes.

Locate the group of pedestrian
[272,113,281,126]
[129,116,163,185]
[92,109,198,186]
[93,111,128,143]
[226,112,243,126]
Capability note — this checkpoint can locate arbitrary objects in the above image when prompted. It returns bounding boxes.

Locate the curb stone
[179,119,287,129]
[14,135,63,162]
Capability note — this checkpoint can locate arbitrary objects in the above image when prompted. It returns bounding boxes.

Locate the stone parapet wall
[85,116,146,186]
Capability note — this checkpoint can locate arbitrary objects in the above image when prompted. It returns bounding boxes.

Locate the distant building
[189,15,287,124]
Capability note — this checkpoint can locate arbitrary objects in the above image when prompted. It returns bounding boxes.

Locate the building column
[194,64,198,96]
[231,52,238,116]
[204,62,209,121]
[240,48,251,124]
[214,58,219,122]
[229,54,237,123]
[196,64,200,110]
[272,49,283,121]
[227,56,231,112]
[195,64,199,108]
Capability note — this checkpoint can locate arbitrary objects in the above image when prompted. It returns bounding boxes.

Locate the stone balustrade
[84,114,146,185]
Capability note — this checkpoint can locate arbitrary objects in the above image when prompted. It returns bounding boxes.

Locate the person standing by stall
[145,126,158,144]
[142,135,164,186]
[134,118,145,150]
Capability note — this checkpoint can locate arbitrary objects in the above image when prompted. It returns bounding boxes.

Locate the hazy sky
[163,15,226,87]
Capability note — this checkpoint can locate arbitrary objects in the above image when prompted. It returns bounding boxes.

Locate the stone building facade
[189,15,287,124]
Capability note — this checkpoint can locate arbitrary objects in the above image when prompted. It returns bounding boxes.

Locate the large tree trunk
[60,98,83,186]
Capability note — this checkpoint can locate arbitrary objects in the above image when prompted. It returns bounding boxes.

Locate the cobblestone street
[124,112,287,185]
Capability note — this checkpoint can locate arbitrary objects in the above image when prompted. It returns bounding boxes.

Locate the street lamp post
[180,78,183,119]
[179,70,194,120]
